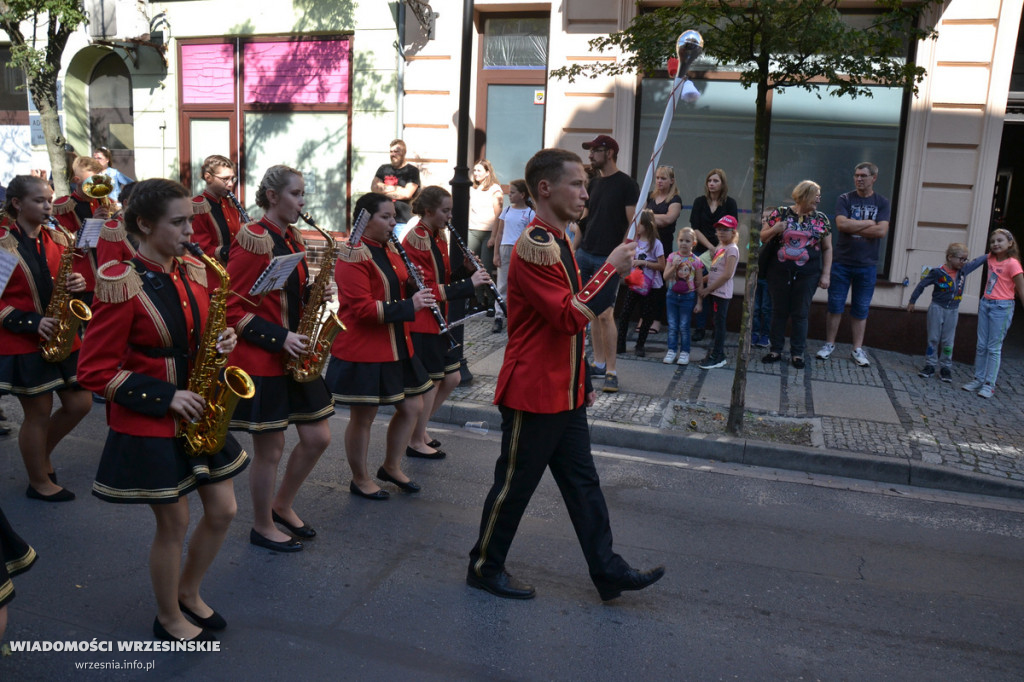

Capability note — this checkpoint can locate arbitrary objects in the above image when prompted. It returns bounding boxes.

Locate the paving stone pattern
[453,317,1024,482]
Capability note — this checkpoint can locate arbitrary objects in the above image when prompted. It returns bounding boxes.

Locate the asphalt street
[2,404,1024,680]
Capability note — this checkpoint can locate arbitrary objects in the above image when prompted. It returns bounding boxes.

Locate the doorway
[88,52,135,178]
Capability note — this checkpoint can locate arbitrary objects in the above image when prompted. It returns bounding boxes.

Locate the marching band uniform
[96,219,136,267]
[191,192,242,264]
[0,223,81,396]
[225,217,333,431]
[401,225,473,380]
[52,193,101,297]
[326,236,431,403]
[78,255,248,502]
[0,505,37,610]
[468,218,638,596]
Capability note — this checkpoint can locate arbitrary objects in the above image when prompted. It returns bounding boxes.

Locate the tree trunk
[30,71,70,197]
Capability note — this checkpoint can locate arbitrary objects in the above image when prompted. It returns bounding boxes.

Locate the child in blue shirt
[906,242,985,381]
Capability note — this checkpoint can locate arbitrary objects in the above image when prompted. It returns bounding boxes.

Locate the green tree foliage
[552,0,942,434]
[1,1,89,196]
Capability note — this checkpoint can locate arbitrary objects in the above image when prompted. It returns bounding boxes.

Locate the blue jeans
[973,298,1014,386]
[666,290,696,353]
[827,262,877,319]
[752,278,772,337]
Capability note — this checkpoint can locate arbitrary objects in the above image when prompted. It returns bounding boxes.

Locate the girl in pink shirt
[963,228,1024,398]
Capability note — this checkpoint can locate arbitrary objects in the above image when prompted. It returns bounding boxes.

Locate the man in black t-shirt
[371,138,421,226]
[577,135,639,394]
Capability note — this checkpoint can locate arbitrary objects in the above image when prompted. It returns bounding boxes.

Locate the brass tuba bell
[82,174,114,209]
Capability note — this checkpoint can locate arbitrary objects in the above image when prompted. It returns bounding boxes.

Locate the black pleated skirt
[411,332,461,381]
[325,355,432,406]
[0,350,80,396]
[228,374,335,433]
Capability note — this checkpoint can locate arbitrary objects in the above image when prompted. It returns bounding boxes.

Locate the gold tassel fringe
[236,223,273,255]
[515,228,560,267]
[95,264,143,303]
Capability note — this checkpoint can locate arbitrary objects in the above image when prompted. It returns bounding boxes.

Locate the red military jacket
[53,193,101,292]
[494,218,619,414]
[78,254,212,437]
[226,217,309,377]
[0,222,82,355]
[401,225,475,335]
[96,219,136,267]
[192,192,243,263]
[332,236,417,362]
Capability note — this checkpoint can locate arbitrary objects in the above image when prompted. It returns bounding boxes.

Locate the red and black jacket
[401,225,475,335]
[192,192,243,263]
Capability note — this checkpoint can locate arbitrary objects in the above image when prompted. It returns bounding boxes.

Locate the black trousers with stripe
[468,405,629,585]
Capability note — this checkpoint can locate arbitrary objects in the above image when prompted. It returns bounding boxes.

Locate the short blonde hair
[791,180,821,206]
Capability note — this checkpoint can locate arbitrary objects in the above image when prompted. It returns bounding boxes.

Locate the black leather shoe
[426,439,442,449]
[406,445,446,460]
[249,528,303,553]
[153,616,216,642]
[25,485,75,502]
[466,570,536,600]
[272,510,316,538]
[178,601,227,630]
[349,481,389,500]
[595,565,666,601]
[376,467,421,493]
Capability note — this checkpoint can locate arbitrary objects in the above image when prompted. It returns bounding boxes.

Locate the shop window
[483,17,547,69]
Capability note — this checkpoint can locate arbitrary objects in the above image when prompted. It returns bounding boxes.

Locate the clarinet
[387,232,460,351]
[225,190,253,223]
[446,221,506,316]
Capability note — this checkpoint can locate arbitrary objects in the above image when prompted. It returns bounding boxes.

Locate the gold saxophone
[40,220,92,363]
[285,212,346,382]
[180,242,255,457]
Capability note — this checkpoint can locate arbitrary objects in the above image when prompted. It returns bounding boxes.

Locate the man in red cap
[576,135,639,393]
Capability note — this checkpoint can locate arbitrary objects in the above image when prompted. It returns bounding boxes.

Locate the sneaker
[662,351,678,364]
[816,343,835,360]
[939,367,952,383]
[851,347,870,367]
[918,365,935,379]
[589,362,606,378]
[962,379,983,392]
[602,373,619,393]
[677,351,690,366]
[699,356,727,370]
[978,383,995,398]
[755,334,771,348]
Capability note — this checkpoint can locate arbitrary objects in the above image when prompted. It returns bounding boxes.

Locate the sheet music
[248,252,305,296]
[0,250,18,299]
[80,219,104,248]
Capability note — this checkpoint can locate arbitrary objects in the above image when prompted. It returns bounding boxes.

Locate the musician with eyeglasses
[191,155,245,264]
[402,186,492,459]
[326,192,435,499]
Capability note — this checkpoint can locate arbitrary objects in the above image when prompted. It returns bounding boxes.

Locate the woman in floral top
[758,180,832,369]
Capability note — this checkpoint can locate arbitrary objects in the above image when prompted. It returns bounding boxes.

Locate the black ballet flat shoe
[406,445,446,460]
[426,439,442,449]
[349,481,390,500]
[376,467,421,493]
[25,485,75,502]
[594,565,666,602]
[466,570,536,600]
[178,601,227,631]
[249,528,303,553]
[272,510,316,539]
[153,616,216,642]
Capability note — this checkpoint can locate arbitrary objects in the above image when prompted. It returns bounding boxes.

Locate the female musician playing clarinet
[403,186,491,458]
[326,192,435,499]
[226,165,333,552]
[78,178,248,641]
[0,174,91,502]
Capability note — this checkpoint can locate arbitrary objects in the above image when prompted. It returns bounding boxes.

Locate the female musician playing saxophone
[0,175,91,502]
[326,192,434,499]
[78,178,248,641]
[403,186,491,458]
[226,165,333,552]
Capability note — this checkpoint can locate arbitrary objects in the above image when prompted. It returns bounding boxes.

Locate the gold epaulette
[96,261,143,303]
[404,226,432,251]
[338,242,371,263]
[52,195,76,216]
[181,256,208,288]
[99,219,127,242]
[0,227,16,252]
[44,225,72,248]
[515,226,560,267]
[235,222,273,255]
[192,196,211,215]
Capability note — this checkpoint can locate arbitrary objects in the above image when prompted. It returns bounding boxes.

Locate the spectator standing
[817,162,891,366]
[689,169,738,341]
[92,147,133,202]
[492,178,534,333]
[697,215,740,369]
[643,165,682,334]
[577,135,639,393]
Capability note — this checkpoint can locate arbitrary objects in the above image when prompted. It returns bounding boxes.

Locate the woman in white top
[468,159,504,313]
[490,178,534,333]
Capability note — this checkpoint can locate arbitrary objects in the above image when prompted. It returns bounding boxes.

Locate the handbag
[756,206,785,278]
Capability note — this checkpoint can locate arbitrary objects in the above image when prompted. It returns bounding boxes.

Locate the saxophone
[285,212,347,382]
[40,220,93,363]
[180,242,255,457]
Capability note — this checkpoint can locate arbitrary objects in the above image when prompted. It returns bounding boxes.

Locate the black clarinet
[446,221,506,316]
[225,190,253,223]
[388,232,460,351]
